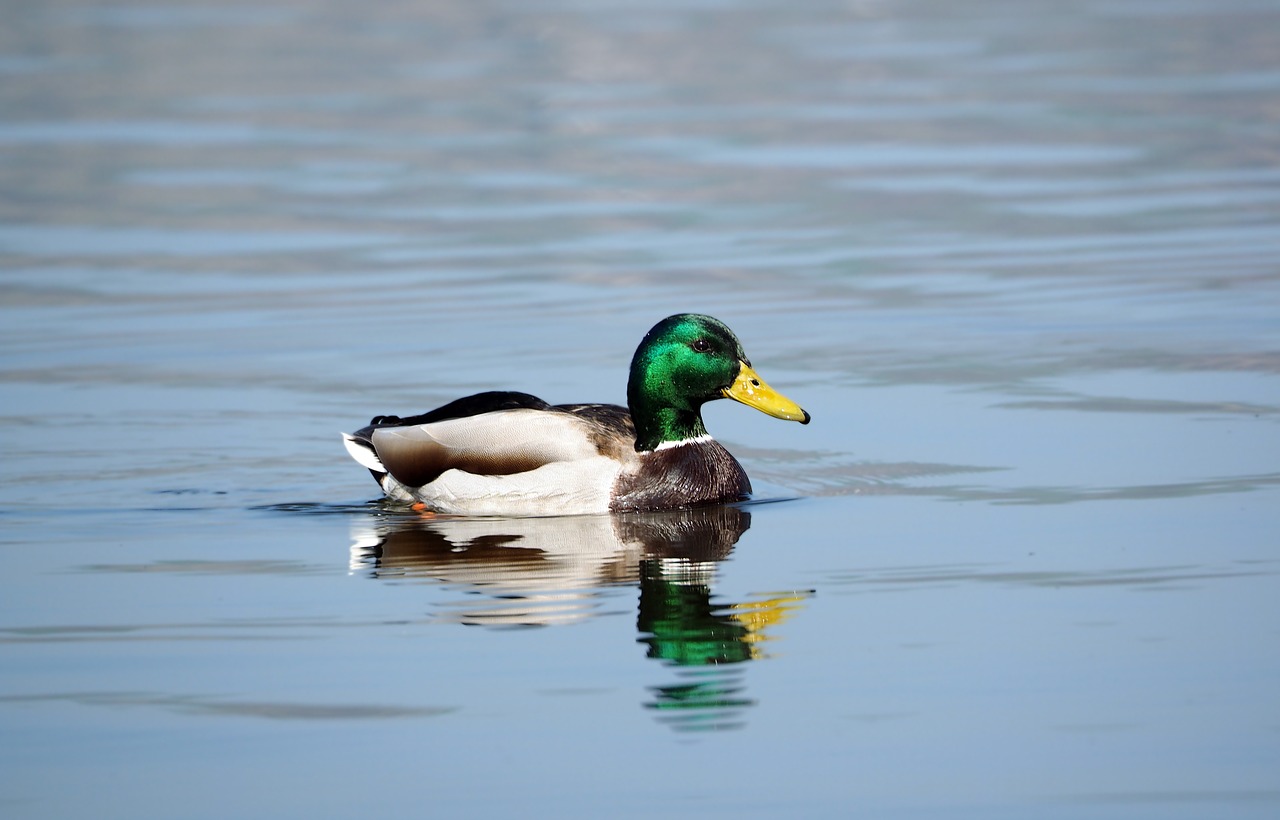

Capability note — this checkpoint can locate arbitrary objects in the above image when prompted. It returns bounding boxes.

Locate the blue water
[2,1,1279,817]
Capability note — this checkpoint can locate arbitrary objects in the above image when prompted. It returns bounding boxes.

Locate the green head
[626,313,810,452]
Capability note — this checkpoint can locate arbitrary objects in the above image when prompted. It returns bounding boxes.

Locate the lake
[2,1,1279,817]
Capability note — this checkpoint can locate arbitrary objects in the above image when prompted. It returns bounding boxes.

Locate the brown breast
[610,439,751,512]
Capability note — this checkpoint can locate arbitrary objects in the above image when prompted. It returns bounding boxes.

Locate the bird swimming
[342,313,809,516]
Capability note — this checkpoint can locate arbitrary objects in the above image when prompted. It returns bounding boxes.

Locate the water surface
[2,1,1279,818]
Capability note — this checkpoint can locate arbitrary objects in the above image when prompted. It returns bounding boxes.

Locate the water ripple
[0,692,451,721]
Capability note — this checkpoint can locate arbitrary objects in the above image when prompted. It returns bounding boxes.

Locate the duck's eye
[690,338,712,353]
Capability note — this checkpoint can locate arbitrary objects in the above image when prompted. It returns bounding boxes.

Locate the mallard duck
[342,313,809,516]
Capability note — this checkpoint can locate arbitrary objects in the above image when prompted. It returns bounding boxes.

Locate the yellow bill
[722,363,811,424]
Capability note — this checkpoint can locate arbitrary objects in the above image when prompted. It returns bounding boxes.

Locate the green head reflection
[638,559,809,665]
[637,556,811,731]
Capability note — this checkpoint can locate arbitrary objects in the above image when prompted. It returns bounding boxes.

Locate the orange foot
[410,501,436,517]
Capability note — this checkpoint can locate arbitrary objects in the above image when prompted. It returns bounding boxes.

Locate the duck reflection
[349,504,809,730]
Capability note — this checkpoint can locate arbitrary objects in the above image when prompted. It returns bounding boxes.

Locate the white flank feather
[411,456,622,516]
[372,410,603,465]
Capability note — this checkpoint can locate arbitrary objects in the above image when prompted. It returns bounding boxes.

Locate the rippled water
[2,1,1279,817]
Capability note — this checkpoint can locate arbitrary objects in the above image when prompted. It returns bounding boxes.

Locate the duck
[342,313,810,516]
